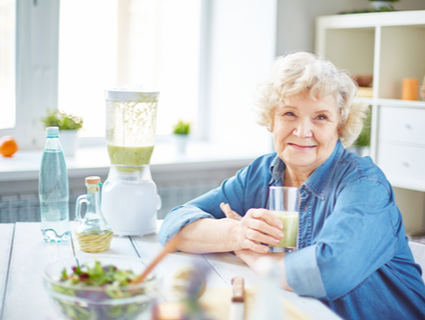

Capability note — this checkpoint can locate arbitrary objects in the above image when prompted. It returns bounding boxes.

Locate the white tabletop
[0,222,341,320]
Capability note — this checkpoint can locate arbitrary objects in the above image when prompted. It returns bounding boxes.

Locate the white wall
[205,0,277,154]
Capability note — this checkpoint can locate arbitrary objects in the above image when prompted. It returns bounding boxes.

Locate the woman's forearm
[176,218,239,254]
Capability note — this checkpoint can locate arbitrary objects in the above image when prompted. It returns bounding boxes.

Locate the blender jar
[102,88,161,236]
[105,89,159,166]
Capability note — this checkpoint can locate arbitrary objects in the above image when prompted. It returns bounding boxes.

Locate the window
[58,0,201,139]
[2,0,276,154]
[0,0,16,130]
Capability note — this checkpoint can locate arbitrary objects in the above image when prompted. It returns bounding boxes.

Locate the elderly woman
[158,52,425,319]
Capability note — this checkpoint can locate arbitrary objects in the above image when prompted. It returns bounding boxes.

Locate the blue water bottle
[39,126,70,242]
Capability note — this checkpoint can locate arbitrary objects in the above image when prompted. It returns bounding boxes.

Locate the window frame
[1,0,60,150]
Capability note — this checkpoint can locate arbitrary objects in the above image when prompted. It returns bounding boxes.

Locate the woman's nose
[292,120,313,138]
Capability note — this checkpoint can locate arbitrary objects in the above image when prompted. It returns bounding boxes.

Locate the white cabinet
[378,106,425,145]
[316,10,425,193]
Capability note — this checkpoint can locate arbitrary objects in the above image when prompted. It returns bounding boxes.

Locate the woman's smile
[287,142,317,151]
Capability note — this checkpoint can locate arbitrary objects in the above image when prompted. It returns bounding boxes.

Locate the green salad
[48,259,153,320]
[60,260,139,298]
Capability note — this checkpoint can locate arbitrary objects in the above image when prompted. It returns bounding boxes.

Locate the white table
[0,222,340,320]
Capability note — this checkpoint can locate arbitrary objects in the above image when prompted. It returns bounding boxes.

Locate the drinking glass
[268,186,300,253]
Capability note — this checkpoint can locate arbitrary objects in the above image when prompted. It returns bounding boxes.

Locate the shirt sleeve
[286,177,399,300]
[285,245,327,297]
[158,167,248,245]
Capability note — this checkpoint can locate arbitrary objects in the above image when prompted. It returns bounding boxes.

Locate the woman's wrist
[177,218,242,253]
[227,218,243,251]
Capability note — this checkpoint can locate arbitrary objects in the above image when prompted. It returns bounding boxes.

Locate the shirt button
[305,205,308,211]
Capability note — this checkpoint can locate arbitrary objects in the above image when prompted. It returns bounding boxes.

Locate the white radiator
[0,181,220,223]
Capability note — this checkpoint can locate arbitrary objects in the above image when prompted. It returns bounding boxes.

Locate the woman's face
[272,93,340,174]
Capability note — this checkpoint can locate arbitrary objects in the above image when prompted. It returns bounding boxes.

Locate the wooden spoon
[131,233,181,285]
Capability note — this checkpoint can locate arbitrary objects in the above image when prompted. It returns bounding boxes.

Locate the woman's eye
[284,112,295,117]
[317,115,327,120]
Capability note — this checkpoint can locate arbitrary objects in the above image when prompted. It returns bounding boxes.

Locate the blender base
[101,175,160,237]
[113,226,157,237]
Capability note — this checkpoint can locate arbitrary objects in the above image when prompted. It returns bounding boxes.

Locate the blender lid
[105,87,159,102]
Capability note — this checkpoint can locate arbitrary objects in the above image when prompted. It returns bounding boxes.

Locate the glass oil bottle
[75,176,113,252]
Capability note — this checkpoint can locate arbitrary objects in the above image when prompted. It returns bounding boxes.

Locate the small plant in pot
[41,109,83,157]
[352,109,371,157]
[172,120,191,135]
[172,120,191,154]
[369,0,399,11]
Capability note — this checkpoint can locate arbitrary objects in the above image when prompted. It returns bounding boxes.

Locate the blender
[102,88,161,236]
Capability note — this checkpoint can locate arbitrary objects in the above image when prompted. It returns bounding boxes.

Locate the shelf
[323,28,374,75]
[316,10,425,102]
[377,99,425,108]
[316,10,425,29]
[353,98,425,108]
[386,176,425,193]
[316,10,425,193]
[357,87,373,98]
[379,25,425,100]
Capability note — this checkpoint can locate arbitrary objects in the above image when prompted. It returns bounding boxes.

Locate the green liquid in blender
[107,145,154,166]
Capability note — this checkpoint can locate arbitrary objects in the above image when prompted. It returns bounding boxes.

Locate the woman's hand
[220,203,284,253]
[220,203,242,221]
[234,249,285,268]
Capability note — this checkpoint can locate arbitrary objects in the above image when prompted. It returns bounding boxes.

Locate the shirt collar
[268,140,344,200]
[269,154,286,186]
[303,140,344,200]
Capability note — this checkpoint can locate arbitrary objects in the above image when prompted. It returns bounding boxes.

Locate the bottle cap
[46,127,59,138]
[85,176,101,185]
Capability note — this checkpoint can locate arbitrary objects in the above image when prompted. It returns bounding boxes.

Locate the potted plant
[172,120,191,154]
[352,109,371,157]
[41,109,83,157]
[369,0,399,10]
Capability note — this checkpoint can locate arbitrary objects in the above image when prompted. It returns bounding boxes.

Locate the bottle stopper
[85,176,101,193]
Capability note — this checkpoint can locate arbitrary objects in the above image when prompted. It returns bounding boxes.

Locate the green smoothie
[107,145,154,166]
[270,211,299,249]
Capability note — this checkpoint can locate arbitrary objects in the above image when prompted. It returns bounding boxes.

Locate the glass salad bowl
[43,255,158,320]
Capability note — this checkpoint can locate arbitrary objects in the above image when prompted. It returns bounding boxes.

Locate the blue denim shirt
[159,140,425,319]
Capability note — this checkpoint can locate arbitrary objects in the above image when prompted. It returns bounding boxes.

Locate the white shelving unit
[316,10,425,193]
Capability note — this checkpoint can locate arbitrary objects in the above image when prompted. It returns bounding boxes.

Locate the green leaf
[61,267,68,281]
[172,120,191,135]
[353,108,371,147]
[74,265,82,276]
[41,108,83,131]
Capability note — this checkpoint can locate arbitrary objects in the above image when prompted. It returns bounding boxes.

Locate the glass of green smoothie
[268,186,300,253]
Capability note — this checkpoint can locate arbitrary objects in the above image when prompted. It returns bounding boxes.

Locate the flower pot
[59,130,78,157]
[370,1,394,10]
[173,134,189,154]
[351,146,370,158]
